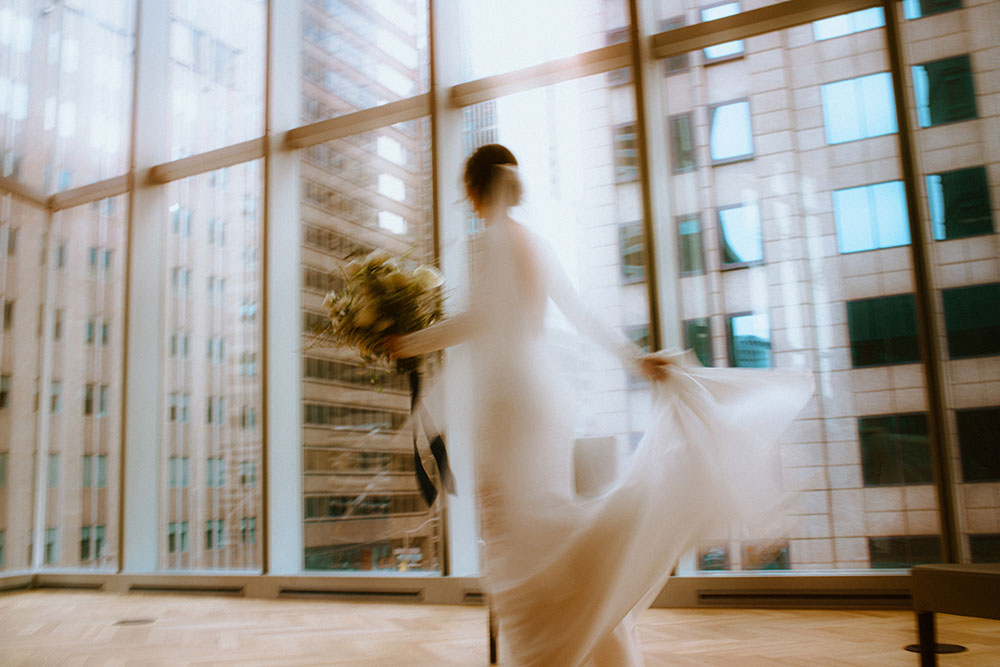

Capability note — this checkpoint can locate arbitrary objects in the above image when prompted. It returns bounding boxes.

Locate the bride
[389,144,813,666]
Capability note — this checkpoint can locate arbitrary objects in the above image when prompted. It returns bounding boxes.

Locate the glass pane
[301,119,438,572]
[458,0,628,81]
[300,0,429,123]
[901,2,999,563]
[657,20,944,571]
[169,0,264,157]
[0,1,135,193]
[913,55,977,128]
[701,2,744,61]
[1,196,43,570]
[161,163,262,570]
[459,71,653,561]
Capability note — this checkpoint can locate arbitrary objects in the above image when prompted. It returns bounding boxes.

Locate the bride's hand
[638,354,673,382]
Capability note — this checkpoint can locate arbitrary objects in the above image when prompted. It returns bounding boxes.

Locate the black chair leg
[917,611,936,667]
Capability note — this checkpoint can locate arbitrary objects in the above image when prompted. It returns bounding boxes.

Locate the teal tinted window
[669,114,696,172]
[969,534,1000,564]
[727,313,770,368]
[956,407,1000,483]
[701,2,743,60]
[719,204,762,266]
[869,536,942,568]
[903,0,962,20]
[859,413,932,486]
[913,55,977,127]
[618,222,645,283]
[813,7,884,40]
[678,215,704,275]
[709,101,753,162]
[833,181,910,253]
[846,294,920,367]
[941,283,1000,359]
[821,73,897,144]
[613,123,638,183]
[928,166,993,240]
[684,318,712,367]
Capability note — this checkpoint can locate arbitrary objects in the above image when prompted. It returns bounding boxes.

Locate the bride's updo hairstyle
[464,143,522,211]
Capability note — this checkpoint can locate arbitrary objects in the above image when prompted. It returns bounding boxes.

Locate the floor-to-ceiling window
[1,0,996,583]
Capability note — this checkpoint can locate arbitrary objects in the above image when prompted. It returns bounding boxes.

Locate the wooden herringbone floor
[0,590,998,666]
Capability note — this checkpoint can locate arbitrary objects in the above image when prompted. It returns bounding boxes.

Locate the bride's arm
[387,311,480,358]
[546,245,671,381]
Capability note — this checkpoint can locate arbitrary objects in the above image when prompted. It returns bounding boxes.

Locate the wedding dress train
[403,217,813,666]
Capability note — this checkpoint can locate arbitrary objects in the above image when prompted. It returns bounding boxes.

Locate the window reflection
[820,73,897,144]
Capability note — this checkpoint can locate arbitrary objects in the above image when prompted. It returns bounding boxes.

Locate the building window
[208,218,225,245]
[206,519,224,550]
[913,55,977,128]
[941,283,1000,359]
[80,525,104,561]
[0,375,10,409]
[833,181,909,253]
[684,318,712,367]
[56,242,66,268]
[240,405,257,431]
[659,17,688,72]
[668,114,696,172]
[869,536,942,568]
[171,206,191,237]
[613,123,638,183]
[241,461,257,487]
[0,452,6,487]
[206,396,225,426]
[2,299,13,330]
[903,0,962,20]
[605,28,631,86]
[859,413,931,486]
[169,456,190,488]
[241,517,256,545]
[47,454,59,488]
[956,407,1000,483]
[84,384,94,415]
[969,534,1000,564]
[813,7,884,40]
[833,181,910,253]
[168,521,190,554]
[44,528,58,564]
[701,2,744,61]
[742,540,789,570]
[0,530,4,567]
[709,100,753,163]
[618,222,645,283]
[846,294,920,367]
[207,457,225,487]
[820,72,897,144]
[727,313,771,368]
[50,381,62,413]
[718,203,763,267]
[5,227,17,256]
[928,166,993,241]
[677,215,704,276]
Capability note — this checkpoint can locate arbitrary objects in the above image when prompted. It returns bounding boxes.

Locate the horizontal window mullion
[650,0,879,59]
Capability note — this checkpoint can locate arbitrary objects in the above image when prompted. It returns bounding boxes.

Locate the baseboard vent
[36,581,104,591]
[463,591,486,604]
[129,584,244,596]
[697,589,911,609]
[279,587,423,602]
[0,581,33,594]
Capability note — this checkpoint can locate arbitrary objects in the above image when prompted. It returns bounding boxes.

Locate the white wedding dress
[401,214,813,666]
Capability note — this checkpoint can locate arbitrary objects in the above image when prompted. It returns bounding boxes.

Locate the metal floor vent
[128,584,244,596]
[279,587,423,602]
[36,581,104,591]
[697,589,912,609]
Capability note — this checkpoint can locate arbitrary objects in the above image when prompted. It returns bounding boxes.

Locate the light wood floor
[1,590,998,666]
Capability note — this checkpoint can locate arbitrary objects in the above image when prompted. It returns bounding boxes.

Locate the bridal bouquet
[321,251,444,374]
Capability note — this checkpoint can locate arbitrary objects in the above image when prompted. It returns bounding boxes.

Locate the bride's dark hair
[464,143,522,209]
